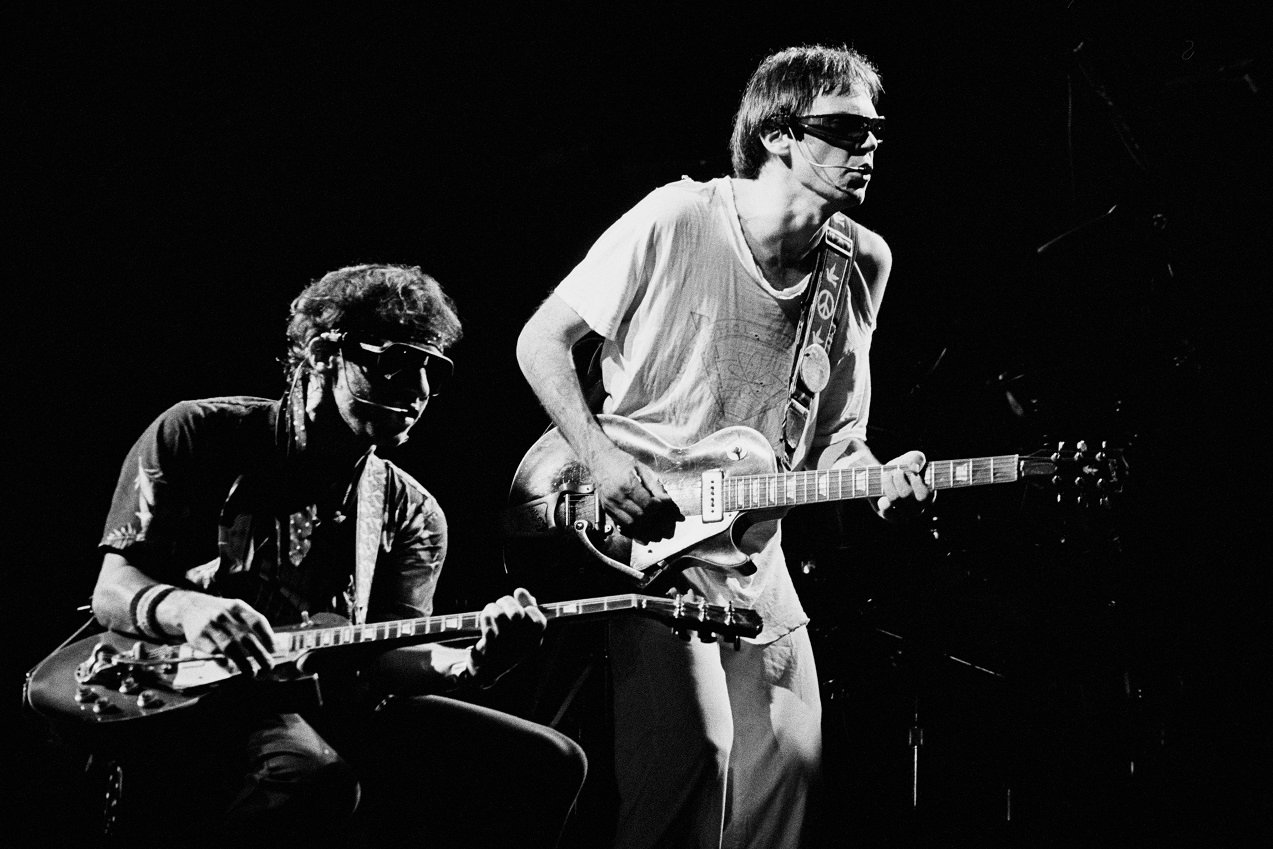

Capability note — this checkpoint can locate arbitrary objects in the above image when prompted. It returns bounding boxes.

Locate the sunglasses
[791,113,886,148]
[342,338,454,394]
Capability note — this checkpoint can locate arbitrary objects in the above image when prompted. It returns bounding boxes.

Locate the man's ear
[759,124,794,157]
[307,330,343,373]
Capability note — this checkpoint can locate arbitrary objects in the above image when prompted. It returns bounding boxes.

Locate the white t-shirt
[555,176,881,640]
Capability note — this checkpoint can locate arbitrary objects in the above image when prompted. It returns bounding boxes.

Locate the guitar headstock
[639,593,763,646]
[1021,440,1128,509]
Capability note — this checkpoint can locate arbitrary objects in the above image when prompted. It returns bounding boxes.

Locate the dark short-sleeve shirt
[100,397,446,626]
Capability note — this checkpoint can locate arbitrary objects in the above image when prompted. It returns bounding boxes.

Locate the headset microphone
[315,331,418,416]
[343,356,416,414]
[793,139,867,172]
[785,123,869,173]
[349,394,412,415]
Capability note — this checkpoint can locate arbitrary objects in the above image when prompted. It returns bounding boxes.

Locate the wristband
[131,584,179,640]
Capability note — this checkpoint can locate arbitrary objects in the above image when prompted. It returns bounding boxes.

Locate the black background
[10,3,1270,847]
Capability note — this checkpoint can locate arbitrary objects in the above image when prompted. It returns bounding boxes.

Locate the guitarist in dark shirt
[87,264,586,848]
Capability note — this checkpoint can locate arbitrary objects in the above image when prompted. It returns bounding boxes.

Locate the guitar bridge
[564,485,612,535]
[74,641,124,687]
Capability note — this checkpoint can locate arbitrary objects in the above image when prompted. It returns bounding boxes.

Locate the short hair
[730,44,884,180]
[285,263,462,379]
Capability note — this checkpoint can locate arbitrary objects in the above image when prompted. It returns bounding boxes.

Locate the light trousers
[609,617,823,849]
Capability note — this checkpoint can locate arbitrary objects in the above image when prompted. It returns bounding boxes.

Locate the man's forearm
[811,436,879,470]
[516,323,616,467]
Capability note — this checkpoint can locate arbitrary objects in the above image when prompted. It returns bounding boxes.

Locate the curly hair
[729,44,883,180]
[284,264,462,379]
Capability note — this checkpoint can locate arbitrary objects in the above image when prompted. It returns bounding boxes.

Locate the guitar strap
[781,215,856,471]
[217,450,385,628]
[351,450,387,627]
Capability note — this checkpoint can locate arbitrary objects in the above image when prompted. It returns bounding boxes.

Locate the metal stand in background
[875,626,1008,819]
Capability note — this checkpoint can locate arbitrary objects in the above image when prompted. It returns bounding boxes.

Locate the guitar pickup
[701,470,724,523]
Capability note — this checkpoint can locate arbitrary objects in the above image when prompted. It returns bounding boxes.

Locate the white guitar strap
[781,215,857,471]
[351,450,387,626]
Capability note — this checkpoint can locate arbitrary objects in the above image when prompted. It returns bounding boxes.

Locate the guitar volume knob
[136,691,164,710]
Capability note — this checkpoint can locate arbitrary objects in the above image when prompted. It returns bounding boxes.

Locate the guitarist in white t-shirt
[517,44,933,849]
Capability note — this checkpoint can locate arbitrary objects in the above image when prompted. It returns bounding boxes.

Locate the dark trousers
[94,694,586,849]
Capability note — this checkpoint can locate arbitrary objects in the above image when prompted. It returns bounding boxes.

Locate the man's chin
[372,417,417,448]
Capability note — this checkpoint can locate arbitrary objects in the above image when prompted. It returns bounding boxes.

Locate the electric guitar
[503,415,1125,590]
[24,593,761,730]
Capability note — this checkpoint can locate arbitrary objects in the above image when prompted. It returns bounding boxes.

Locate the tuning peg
[1100,496,1113,510]
[699,630,719,644]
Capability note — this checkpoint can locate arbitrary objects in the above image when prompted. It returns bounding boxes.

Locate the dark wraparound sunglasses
[342,338,454,394]
[791,114,886,148]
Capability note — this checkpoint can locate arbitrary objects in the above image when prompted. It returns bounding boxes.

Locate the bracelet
[128,586,148,633]
[130,584,179,640]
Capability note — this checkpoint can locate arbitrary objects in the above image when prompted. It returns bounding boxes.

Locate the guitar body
[27,631,215,724]
[505,415,781,596]
[25,621,332,740]
[25,630,229,749]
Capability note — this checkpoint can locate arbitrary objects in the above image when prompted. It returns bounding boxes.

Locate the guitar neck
[276,594,671,658]
[723,455,1022,512]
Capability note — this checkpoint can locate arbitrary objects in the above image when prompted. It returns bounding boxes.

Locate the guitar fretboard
[723,456,1021,511]
[273,593,767,656]
[277,594,655,656]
